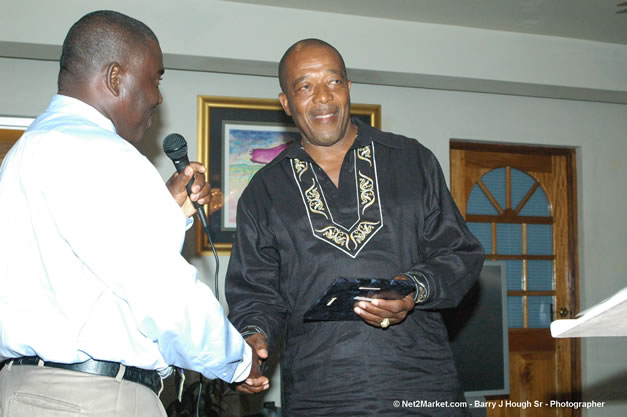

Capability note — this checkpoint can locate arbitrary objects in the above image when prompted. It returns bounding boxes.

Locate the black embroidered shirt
[226,118,484,417]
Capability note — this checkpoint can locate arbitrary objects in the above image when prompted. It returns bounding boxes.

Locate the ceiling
[225,0,627,45]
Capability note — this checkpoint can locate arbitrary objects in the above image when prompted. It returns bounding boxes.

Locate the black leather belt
[7,356,161,395]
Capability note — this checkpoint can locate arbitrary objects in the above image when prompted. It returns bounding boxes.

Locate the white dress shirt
[0,95,251,382]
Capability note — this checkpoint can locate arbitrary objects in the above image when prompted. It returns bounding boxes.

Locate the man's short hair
[58,10,158,87]
[278,39,347,93]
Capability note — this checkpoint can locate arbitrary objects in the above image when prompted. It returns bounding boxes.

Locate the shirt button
[223,372,227,377]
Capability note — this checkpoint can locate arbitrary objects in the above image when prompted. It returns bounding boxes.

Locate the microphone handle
[185,177,209,229]
[174,155,209,229]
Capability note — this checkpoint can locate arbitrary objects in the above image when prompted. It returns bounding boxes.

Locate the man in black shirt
[226,39,484,416]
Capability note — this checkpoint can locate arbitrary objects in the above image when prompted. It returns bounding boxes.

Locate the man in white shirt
[0,10,266,417]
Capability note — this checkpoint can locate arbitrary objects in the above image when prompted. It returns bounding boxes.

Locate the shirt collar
[47,94,117,133]
[267,117,402,168]
[351,118,403,150]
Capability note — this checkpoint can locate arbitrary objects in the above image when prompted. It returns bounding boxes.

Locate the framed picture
[196,95,381,255]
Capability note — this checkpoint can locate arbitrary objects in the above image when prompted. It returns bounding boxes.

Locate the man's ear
[104,62,122,97]
[278,92,291,116]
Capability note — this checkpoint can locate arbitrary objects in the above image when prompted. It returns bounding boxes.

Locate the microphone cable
[195,207,218,417]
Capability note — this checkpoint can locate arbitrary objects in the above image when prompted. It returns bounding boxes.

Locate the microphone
[162,133,208,228]
[163,133,220,301]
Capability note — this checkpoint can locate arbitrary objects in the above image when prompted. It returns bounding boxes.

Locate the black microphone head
[163,133,188,161]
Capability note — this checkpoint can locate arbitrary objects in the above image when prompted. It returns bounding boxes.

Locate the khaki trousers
[0,361,166,417]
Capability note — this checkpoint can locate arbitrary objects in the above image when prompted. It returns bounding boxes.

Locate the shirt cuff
[230,342,252,383]
[401,272,431,304]
[185,215,194,231]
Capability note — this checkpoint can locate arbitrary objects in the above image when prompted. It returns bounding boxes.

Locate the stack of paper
[550,287,627,338]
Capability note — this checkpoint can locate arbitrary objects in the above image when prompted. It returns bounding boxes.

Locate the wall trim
[2,41,626,105]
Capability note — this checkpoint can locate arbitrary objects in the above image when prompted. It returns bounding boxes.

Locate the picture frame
[196,95,381,255]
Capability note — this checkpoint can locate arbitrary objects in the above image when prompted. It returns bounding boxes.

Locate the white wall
[2,0,626,93]
[1,1,626,416]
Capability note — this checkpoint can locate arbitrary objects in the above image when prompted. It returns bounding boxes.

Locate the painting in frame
[196,95,381,255]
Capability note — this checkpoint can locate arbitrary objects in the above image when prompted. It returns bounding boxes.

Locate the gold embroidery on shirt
[315,226,349,248]
[350,221,380,248]
[293,158,309,181]
[291,143,382,257]
[304,179,329,219]
[358,171,375,214]
[357,146,372,166]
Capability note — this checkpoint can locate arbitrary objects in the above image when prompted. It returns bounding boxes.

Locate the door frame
[450,139,581,415]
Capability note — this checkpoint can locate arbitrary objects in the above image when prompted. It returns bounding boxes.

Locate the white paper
[550,287,627,338]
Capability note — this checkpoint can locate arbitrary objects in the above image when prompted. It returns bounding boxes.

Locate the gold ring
[380,318,390,329]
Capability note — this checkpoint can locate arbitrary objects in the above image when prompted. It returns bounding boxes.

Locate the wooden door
[450,141,580,417]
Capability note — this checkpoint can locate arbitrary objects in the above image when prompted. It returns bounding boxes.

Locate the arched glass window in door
[466,167,554,328]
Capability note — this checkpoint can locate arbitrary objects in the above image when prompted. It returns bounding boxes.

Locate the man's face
[279,44,353,149]
[114,39,164,144]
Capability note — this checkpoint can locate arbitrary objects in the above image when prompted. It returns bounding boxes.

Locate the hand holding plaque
[303,277,415,322]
